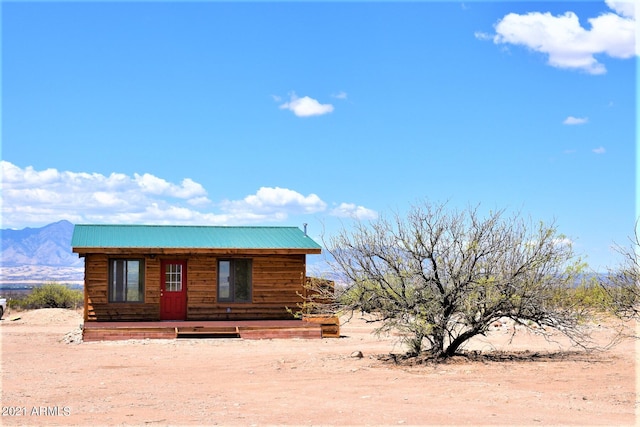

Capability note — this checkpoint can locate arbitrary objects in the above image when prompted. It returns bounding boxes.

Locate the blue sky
[1,1,636,271]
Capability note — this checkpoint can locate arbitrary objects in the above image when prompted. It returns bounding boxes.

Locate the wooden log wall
[186,254,307,320]
[84,253,308,322]
[84,254,160,321]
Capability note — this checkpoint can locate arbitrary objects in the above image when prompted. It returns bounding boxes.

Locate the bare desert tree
[325,201,596,359]
[603,224,640,319]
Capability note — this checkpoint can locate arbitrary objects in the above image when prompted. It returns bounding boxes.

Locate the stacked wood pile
[302,277,340,338]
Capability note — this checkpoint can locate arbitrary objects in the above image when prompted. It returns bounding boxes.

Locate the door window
[164,263,183,292]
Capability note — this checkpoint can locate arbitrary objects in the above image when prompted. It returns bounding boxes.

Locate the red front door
[160,260,187,320]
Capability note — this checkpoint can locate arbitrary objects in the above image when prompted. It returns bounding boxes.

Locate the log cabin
[71,224,327,329]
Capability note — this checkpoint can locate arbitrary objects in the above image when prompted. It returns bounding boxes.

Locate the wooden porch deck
[82,318,339,341]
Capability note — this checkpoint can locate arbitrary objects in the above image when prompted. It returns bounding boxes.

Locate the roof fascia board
[72,247,322,255]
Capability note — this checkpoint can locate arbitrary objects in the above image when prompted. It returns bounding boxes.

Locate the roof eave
[72,247,322,256]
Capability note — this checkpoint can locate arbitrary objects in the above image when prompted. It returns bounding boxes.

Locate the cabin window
[218,259,252,302]
[109,259,144,302]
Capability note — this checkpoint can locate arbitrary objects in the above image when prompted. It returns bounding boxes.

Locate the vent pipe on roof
[303,223,308,236]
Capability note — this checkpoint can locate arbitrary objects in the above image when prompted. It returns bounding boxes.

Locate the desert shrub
[604,226,640,319]
[604,281,639,318]
[22,283,83,309]
[551,280,614,314]
[326,201,599,359]
[3,291,28,310]
[7,297,26,310]
[572,282,614,311]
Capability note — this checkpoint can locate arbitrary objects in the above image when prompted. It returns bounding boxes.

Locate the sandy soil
[0,308,637,426]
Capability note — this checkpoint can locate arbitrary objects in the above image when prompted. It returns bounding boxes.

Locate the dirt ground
[0,308,637,426]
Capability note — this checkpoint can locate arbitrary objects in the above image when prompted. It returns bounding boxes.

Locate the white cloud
[279,92,334,117]
[332,91,348,100]
[606,0,636,19]
[221,187,327,217]
[0,161,215,228]
[92,192,126,208]
[474,31,492,41]
[330,203,378,220]
[593,146,606,154]
[134,173,206,198]
[0,162,376,229]
[563,116,589,125]
[488,1,637,74]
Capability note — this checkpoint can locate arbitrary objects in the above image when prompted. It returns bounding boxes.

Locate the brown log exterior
[81,320,326,341]
[83,252,313,322]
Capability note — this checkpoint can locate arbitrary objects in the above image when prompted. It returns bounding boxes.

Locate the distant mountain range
[0,220,332,286]
[1,220,83,284]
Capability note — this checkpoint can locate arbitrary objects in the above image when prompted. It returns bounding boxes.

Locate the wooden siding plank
[84,253,308,322]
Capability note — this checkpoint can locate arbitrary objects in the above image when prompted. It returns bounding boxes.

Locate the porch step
[238,325,322,340]
[81,319,335,341]
[303,316,341,338]
[82,327,176,342]
[176,326,240,338]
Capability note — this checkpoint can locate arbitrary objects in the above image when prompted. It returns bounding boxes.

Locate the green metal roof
[71,224,322,251]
